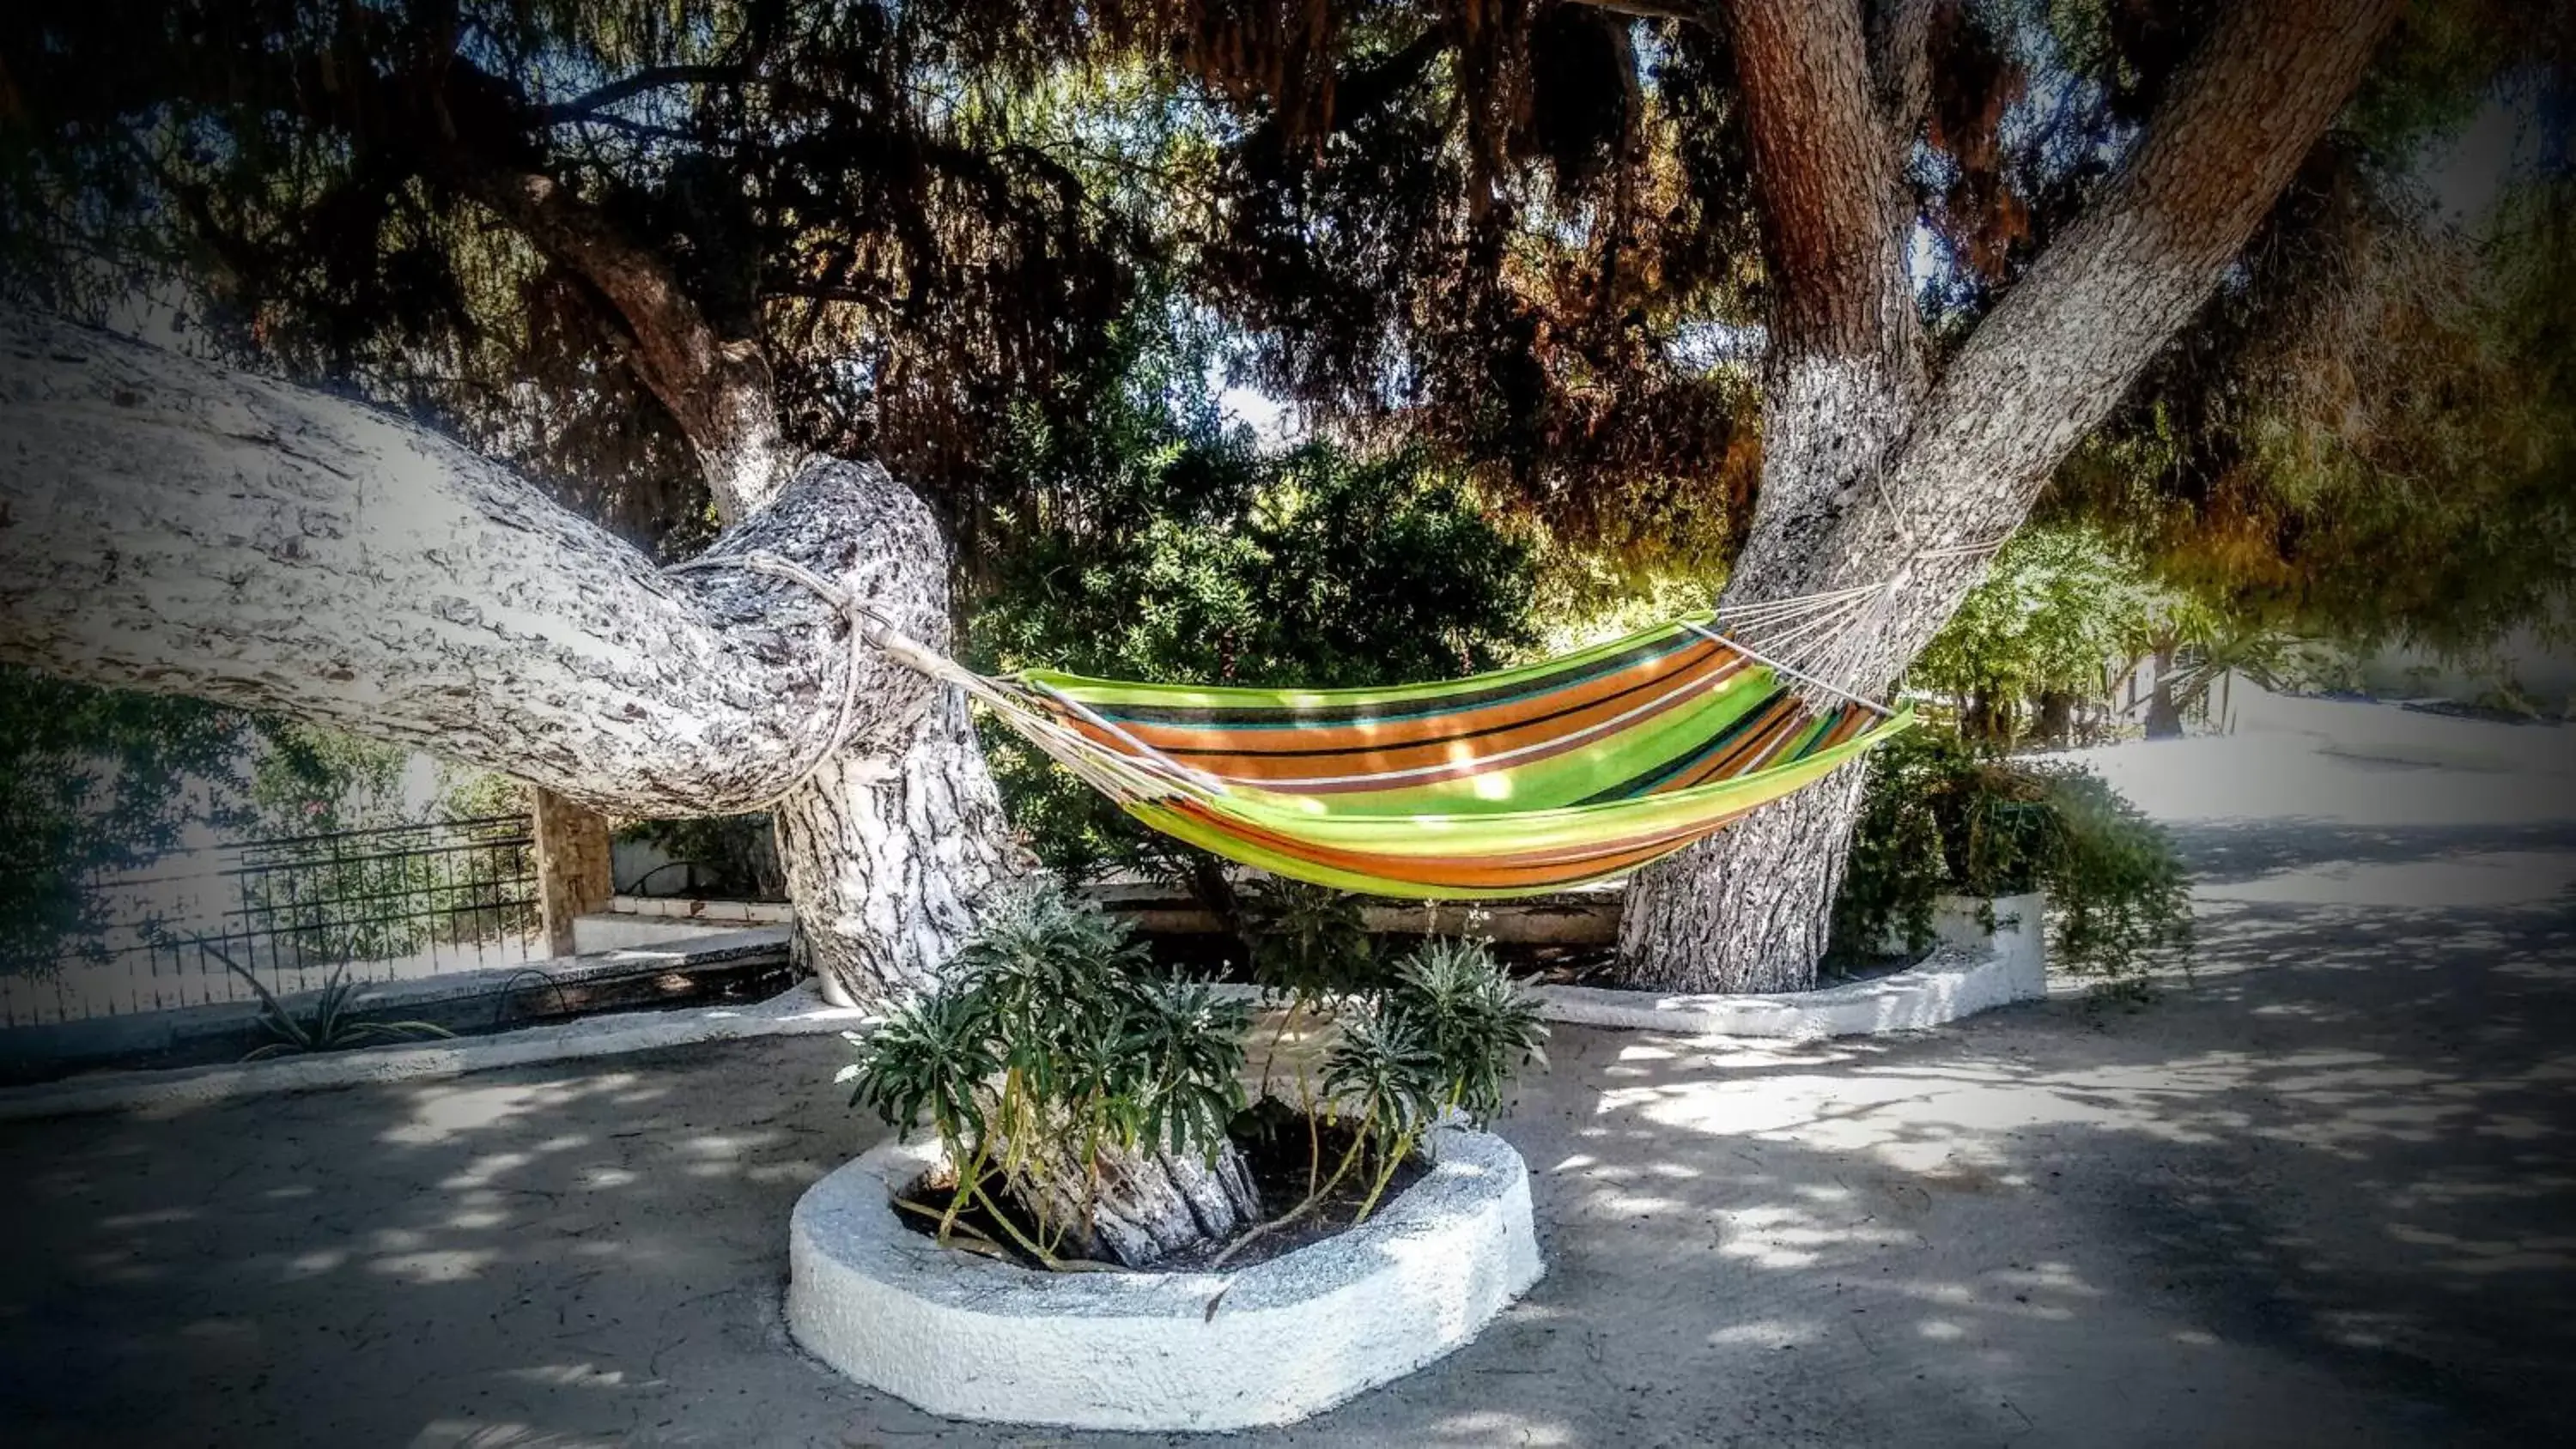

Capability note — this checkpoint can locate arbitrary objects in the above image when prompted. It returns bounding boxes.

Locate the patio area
[3,706,2572,1446]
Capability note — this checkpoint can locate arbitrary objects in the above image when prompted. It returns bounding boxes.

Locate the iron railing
[5,815,541,1027]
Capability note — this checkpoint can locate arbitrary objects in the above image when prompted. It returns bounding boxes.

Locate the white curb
[787,1125,1543,1430]
[0,895,2045,1121]
[1536,892,2047,1038]
[0,977,872,1123]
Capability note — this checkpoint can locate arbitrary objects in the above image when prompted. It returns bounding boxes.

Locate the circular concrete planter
[787,1125,1544,1431]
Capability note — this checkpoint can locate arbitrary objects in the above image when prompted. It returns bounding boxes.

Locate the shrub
[1830,731,2191,979]
[839,886,1546,1267]
[1237,877,1379,1009]
[1290,936,1548,1237]
[839,882,1250,1266]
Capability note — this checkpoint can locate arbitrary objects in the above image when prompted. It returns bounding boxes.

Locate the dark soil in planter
[890,1102,1431,1273]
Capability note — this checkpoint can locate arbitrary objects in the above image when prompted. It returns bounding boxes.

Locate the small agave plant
[214,951,455,1061]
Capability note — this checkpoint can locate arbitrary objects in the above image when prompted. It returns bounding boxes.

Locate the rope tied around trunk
[661,552,879,811]
[665,551,1200,811]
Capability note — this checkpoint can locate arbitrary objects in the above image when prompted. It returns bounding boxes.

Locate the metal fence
[4,815,542,1028]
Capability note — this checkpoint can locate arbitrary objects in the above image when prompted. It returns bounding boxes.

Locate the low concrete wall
[1,930,793,1079]
[787,1125,1543,1430]
[1539,893,2045,1039]
[0,897,2048,1119]
[0,930,805,1119]
[608,882,1623,947]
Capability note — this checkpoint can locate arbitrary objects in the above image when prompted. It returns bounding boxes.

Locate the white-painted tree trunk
[0,309,1017,1001]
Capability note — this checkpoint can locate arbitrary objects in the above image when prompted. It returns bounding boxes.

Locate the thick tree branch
[1899,0,2403,533]
[1866,0,1938,152]
[440,159,787,523]
[88,27,795,523]
[542,64,744,123]
[1809,0,2405,676]
[0,311,913,815]
[1725,0,1921,373]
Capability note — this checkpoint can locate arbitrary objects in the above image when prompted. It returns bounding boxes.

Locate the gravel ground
[2,695,2570,1446]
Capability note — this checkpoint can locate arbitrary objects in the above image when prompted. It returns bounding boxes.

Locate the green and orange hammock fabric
[679,553,1913,900]
[972,612,1914,900]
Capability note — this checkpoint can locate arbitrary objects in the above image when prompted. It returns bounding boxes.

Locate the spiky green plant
[212,952,455,1061]
[1236,878,1377,1008]
[1314,937,1548,1221]
[836,882,1251,1267]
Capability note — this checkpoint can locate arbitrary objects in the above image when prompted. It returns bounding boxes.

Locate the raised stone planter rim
[787,1121,1543,1429]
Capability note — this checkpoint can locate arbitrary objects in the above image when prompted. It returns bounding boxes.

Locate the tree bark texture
[1012,1134,1264,1269]
[0,309,1014,1001]
[2144,645,2186,739]
[1620,0,2401,991]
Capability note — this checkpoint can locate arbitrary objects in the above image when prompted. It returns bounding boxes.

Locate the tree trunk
[0,308,1015,1002]
[775,693,1017,1005]
[1618,767,1870,993]
[1011,1134,1263,1268]
[2034,688,2075,747]
[1616,0,2400,991]
[2144,645,2186,739]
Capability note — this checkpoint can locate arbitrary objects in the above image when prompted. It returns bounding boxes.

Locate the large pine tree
[3,0,2568,1003]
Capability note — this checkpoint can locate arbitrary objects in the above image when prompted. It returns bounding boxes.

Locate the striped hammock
[674,552,1912,900]
[981,612,1914,899]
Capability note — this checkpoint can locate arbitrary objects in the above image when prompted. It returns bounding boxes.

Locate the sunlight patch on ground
[368,1248,499,1282]
[2197,852,2576,909]
[1428,1410,1574,1445]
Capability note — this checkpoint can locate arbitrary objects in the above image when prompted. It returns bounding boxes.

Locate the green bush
[1315,937,1547,1220]
[840,882,1251,1265]
[1830,731,2191,979]
[1236,877,1380,1009]
[838,882,1544,1265]
[964,311,1539,884]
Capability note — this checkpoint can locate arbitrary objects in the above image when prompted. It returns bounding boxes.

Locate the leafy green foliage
[1910,525,2160,741]
[967,304,1540,882]
[848,884,1250,1161]
[2038,770,2198,984]
[838,882,1252,1263]
[0,670,506,976]
[1315,936,1547,1221]
[841,989,1000,1149]
[838,885,1546,1260]
[0,670,264,973]
[1830,732,2192,979]
[7,0,2560,669]
[1353,937,1549,1131]
[1237,878,1379,1009]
